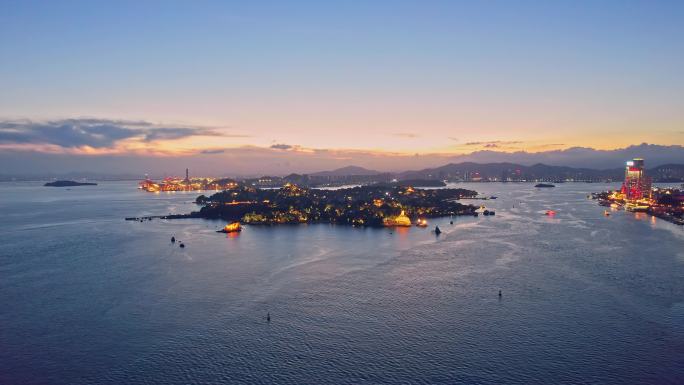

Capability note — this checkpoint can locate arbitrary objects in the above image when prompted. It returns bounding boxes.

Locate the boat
[545,210,556,216]
[434,226,442,235]
[625,203,649,212]
[415,218,428,227]
[218,222,242,233]
[603,210,610,216]
[490,196,498,199]
[535,183,555,188]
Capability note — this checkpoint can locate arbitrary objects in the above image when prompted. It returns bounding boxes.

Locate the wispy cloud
[392,133,420,138]
[200,148,226,155]
[270,143,293,150]
[0,118,238,149]
[465,140,523,146]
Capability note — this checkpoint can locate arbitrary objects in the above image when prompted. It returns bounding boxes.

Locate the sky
[1,0,683,175]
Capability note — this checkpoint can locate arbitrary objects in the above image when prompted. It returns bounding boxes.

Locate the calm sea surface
[1,182,683,385]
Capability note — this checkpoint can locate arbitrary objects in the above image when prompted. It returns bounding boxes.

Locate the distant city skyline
[1,1,683,174]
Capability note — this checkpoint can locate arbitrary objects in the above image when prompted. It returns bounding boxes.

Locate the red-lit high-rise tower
[620,158,651,201]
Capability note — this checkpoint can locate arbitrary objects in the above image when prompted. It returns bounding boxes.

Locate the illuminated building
[138,176,159,192]
[620,158,652,201]
[383,210,412,227]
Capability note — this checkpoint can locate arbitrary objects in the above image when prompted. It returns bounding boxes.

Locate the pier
[125,214,195,221]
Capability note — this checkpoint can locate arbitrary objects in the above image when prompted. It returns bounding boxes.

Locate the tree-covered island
[192,183,479,227]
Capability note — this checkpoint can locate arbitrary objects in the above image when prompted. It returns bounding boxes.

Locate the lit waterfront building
[383,210,412,227]
[621,158,652,201]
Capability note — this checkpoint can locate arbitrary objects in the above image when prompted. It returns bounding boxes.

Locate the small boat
[171,236,176,243]
[545,210,556,216]
[415,218,428,227]
[179,243,185,248]
[625,203,649,213]
[603,210,610,216]
[490,196,498,199]
[483,210,491,216]
[434,226,442,235]
[218,222,242,233]
[535,183,555,188]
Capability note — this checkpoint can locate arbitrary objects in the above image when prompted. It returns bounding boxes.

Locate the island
[534,183,555,188]
[44,180,98,187]
[188,183,479,227]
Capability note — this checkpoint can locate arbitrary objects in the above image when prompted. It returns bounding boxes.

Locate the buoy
[179,243,185,248]
[267,312,271,322]
[498,290,502,297]
[171,236,176,243]
[450,220,453,225]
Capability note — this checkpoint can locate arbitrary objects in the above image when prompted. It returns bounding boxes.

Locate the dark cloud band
[0,119,228,148]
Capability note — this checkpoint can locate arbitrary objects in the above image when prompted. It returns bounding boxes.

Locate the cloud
[392,133,420,138]
[142,127,223,141]
[0,118,231,149]
[2,142,683,177]
[465,140,523,146]
[200,148,226,154]
[270,143,293,150]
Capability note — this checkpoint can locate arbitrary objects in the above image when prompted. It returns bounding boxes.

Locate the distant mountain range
[401,162,684,182]
[3,158,683,184]
[308,162,684,183]
[443,144,684,169]
[309,165,382,176]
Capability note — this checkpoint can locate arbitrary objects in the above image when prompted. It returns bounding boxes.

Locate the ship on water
[218,222,242,233]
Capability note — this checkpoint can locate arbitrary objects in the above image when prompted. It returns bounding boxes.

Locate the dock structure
[124,214,194,221]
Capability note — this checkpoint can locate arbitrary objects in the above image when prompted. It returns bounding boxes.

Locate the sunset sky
[1,1,683,175]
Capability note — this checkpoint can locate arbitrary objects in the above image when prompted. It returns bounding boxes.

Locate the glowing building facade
[621,158,651,201]
[383,210,412,227]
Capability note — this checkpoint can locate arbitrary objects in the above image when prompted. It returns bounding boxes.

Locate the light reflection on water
[0,181,683,385]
